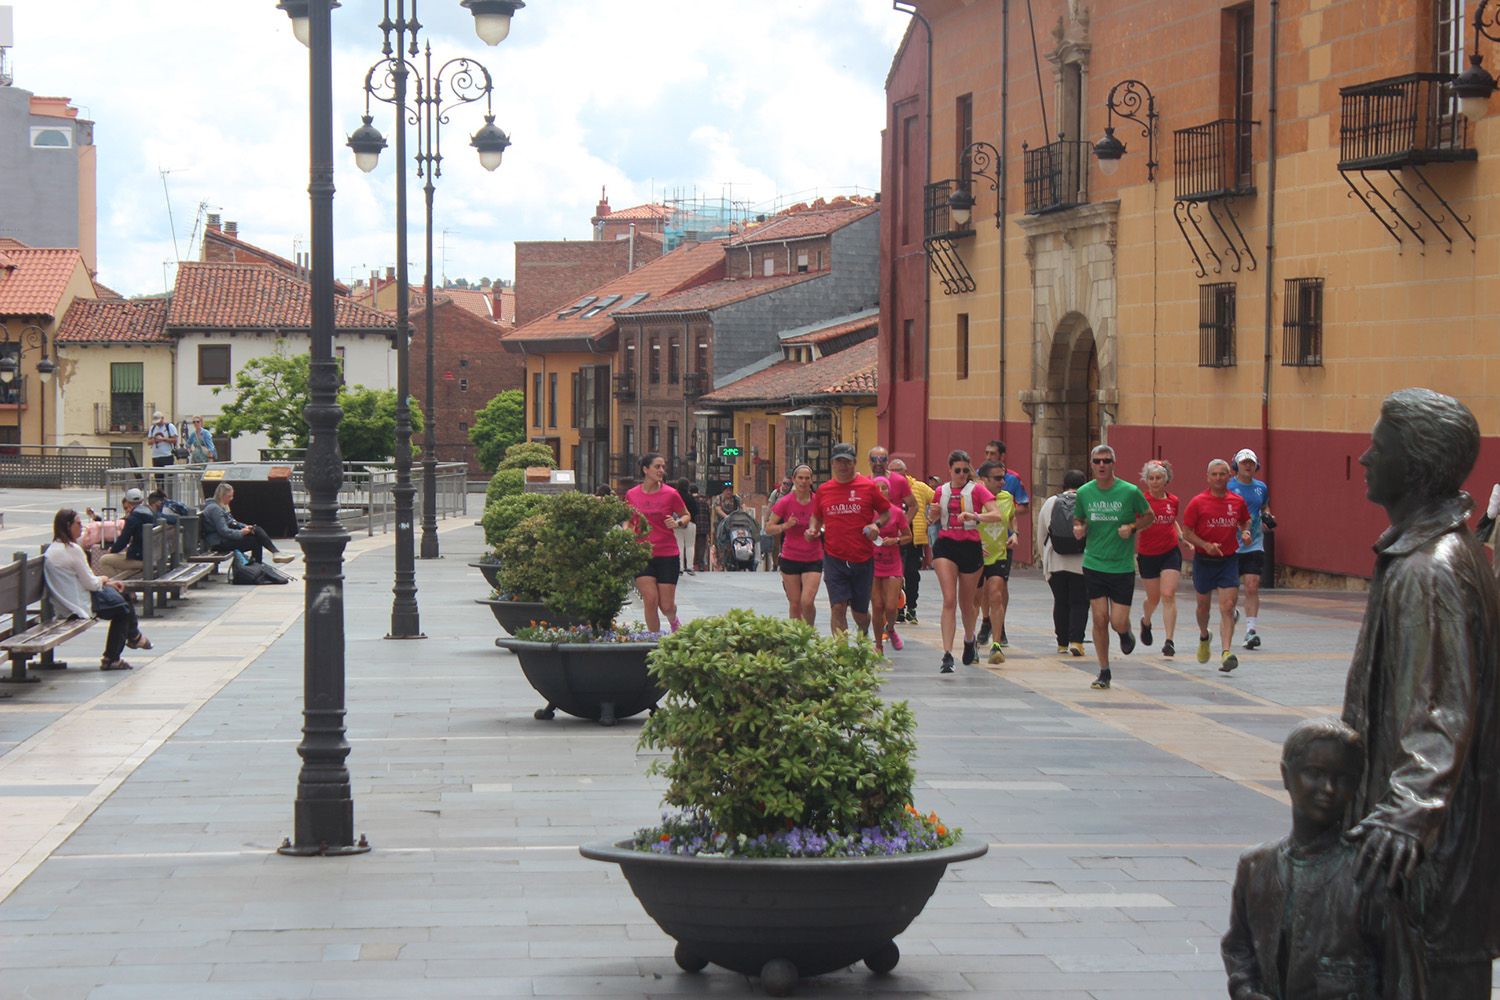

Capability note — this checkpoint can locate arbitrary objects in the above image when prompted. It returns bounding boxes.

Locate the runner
[975,461,1018,664]
[1136,459,1184,657]
[1227,448,1273,649]
[764,464,823,625]
[1072,444,1154,690]
[979,440,1029,647]
[1180,458,1253,673]
[672,477,696,575]
[1037,469,1089,656]
[624,453,689,634]
[891,457,932,624]
[870,475,912,654]
[927,449,1006,673]
[809,443,892,636]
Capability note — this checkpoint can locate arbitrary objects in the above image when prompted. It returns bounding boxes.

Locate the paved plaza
[0,486,1493,999]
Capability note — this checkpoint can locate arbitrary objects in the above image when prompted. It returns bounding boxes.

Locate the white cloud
[8,0,905,297]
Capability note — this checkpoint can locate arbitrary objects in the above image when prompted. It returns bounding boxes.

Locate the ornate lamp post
[1453,0,1500,122]
[946,141,1003,229]
[349,1,513,634]
[1093,79,1159,180]
[0,323,58,449]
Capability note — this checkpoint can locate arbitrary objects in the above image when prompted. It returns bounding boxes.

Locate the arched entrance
[1035,312,1100,502]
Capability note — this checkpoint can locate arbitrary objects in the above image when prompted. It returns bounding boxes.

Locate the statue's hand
[1347,821,1421,888]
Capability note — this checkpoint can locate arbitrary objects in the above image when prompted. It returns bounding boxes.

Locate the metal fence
[0,444,137,489]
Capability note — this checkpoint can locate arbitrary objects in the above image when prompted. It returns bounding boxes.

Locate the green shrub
[639,610,917,838]
[498,442,558,471]
[484,468,526,508]
[495,491,649,628]
[481,492,548,549]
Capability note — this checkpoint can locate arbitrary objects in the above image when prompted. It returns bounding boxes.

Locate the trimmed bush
[498,442,559,471]
[481,492,548,550]
[485,468,526,508]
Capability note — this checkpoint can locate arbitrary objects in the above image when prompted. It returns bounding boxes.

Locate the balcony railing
[93,401,145,436]
[612,372,636,400]
[1174,119,1257,201]
[608,452,632,479]
[923,179,972,240]
[1338,73,1474,170]
[683,371,707,398]
[1024,140,1089,215]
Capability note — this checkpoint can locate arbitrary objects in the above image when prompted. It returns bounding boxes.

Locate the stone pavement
[0,486,1493,999]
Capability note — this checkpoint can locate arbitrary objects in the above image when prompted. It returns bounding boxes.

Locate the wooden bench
[0,551,94,685]
[117,524,213,618]
[177,512,234,577]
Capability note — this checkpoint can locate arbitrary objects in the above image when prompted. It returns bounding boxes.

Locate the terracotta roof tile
[602,203,670,222]
[201,229,351,293]
[700,339,877,405]
[780,309,879,346]
[503,241,726,346]
[442,288,495,320]
[56,298,171,343]
[727,204,878,246]
[0,247,90,318]
[614,272,819,316]
[166,263,395,331]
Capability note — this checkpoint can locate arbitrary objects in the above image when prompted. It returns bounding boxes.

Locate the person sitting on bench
[202,483,291,564]
[97,488,155,579]
[43,508,151,671]
[146,490,193,526]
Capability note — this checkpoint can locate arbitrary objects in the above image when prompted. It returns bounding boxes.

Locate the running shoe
[1220,651,1240,673]
[940,652,955,674]
[1091,669,1112,690]
[669,618,682,634]
[1068,642,1085,657]
[1057,645,1070,654]
[1234,608,1241,623]
[1162,639,1176,657]
[1119,630,1136,655]
[1196,634,1212,663]
[888,628,904,651]
[976,619,992,646]
[1244,630,1261,650]
[1140,619,1153,647]
[988,642,1005,665]
[962,639,978,665]
[907,610,920,626]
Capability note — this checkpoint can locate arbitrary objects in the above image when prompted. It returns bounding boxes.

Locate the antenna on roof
[159,167,183,262]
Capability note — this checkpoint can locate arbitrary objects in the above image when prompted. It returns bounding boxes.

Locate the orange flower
[659,833,670,842]
[936,825,947,837]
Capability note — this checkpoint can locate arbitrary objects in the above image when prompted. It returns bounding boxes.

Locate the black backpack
[232,560,291,585]
[1048,492,1086,555]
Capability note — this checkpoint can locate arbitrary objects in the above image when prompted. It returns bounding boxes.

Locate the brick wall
[513,238,663,328]
[409,299,524,475]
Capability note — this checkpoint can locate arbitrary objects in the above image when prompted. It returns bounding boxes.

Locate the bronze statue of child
[1221,717,1425,999]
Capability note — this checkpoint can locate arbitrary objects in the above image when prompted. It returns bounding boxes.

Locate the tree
[339,386,422,463]
[469,389,525,473]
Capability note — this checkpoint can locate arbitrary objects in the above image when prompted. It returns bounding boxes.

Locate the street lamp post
[0,323,58,451]
[349,2,511,625]
[1453,0,1500,122]
[1093,79,1159,181]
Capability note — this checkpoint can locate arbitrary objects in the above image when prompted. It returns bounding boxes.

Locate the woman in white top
[43,508,151,670]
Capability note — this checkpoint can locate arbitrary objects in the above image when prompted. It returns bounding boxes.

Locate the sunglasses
[1092,458,1114,465]
[952,467,971,474]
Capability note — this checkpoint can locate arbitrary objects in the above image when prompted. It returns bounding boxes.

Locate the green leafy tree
[469,389,525,473]
[338,386,422,463]
[497,441,558,471]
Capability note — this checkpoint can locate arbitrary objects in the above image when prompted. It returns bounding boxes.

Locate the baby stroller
[715,509,760,571]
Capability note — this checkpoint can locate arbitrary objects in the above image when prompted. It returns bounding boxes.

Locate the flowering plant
[511,621,663,644]
[634,805,960,859]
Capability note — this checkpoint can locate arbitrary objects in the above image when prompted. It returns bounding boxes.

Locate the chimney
[595,185,610,219]
[224,221,238,239]
[386,266,395,280]
[206,213,221,232]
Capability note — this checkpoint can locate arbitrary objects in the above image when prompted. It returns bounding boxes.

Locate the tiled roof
[92,281,127,301]
[602,203,670,222]
[55,297,171,344]
[503,241,725,346]
[166,263,396,331]
[442,288,495,320]
[700,339,877,405]
[780,308,879,346]
[727,204,878,246]
[0,246,91,318]
[614,272,819,317]
[201,229,352,293]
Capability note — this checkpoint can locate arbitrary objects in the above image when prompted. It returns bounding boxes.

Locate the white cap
[1233,448,1259,470]
[122,488,145,503]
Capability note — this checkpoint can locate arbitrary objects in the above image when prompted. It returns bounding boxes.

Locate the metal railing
[1337,73,1474,170]
[0,443,135,488]
[93,401,146,437]
[1174,119,1257,200]
[923,179,971,239]
[682,371,707,398]
[612,372,636,400]
[1024,139,1090,215]
[0,375,26,407]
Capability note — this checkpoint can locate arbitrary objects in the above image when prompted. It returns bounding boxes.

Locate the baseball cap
[152,411,164,419]
[831,443,857,462]
[1233,448,1259,469]
[122,488,145,503]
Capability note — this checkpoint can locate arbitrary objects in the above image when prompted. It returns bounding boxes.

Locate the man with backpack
[1072,444,1154,690]
[1038,469,1089,657]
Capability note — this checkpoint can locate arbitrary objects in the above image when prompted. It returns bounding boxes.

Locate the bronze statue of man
[1343,387,1500,997]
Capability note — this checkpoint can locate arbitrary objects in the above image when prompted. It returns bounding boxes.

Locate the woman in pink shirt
[870,476,912,655]
[925,449,1005,673]
[764,464,823,624]
[624,453,688,633]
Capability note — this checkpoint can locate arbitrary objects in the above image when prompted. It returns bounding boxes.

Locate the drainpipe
[1260,0,1280,471]
[628,223,636,272]
[999,0,1010,436]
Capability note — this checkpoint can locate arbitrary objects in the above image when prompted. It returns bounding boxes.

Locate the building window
[1232,4,1255,187]
[763,257,775,277]
[30,126,71,148]
[335,345,346,384]
[109,362,145,430]
[1436,0,1465,76]
[817,250,826,271]
[625,339,636,373]
[668,338,680,384]
[649,339,661,384]
[695,337,709,377]
[198,344,231,385]
[956,93,974,186]
[459,421,468,433]
[459,378,469,392]
[796,251,809,273]
[1199,283,1237,368]
[956,313,969,380]
[667,425,679,472]
[548,372,558,427]
[571,372,581,429]
[901,319,914,381]
[622,423,635,465]
[532,372,543,427]
[1283,278,1324,367]
[649,423,660,453]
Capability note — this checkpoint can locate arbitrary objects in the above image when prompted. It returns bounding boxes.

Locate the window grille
[1199,283,1236,368]
[1282,278,1324,367]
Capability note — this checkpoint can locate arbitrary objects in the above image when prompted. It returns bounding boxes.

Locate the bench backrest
[3,552,52,632]
[141,524,166,581]
[0,559,22,634]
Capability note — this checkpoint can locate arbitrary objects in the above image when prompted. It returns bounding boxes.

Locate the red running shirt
[625,484,687,558]
[1137,492,1181,556]
[873,508,908,577]
[771,492,823,562]
[815,475,892,562]
[1182,490,1250,556]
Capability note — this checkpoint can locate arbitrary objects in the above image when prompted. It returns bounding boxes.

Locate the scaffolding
[662,186,753,250]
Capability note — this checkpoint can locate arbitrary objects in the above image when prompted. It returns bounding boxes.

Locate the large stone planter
[468,558,501,589]
[493,639,660,725]
[476,599,586,636]
[579,837,987,995]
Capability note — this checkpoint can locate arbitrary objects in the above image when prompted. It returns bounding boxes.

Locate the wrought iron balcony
[608,452,632,479]
[1023,140,1089,215]
[682,371,707,398]
[923,179,972,240]
[1173,119,1257,201]
[93,401,144,436]
[1338,73,1474,171]
[611,372,636,400]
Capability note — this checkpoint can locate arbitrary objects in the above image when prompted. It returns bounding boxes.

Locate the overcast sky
[7,1,908,299]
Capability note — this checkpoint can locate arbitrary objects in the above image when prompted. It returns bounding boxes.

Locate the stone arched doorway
[1035,312,1100,502]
